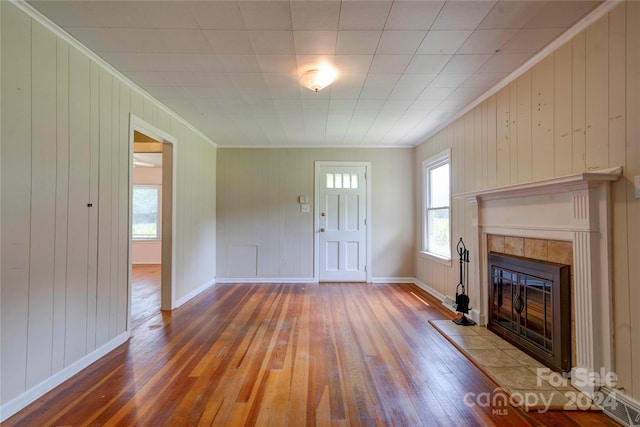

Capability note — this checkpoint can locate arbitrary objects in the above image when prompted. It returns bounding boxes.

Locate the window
[326,173,358,189]
[132,185,161,240]
[423,150,450,260]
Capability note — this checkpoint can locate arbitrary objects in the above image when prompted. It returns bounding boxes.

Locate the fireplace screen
[488,252,571,373]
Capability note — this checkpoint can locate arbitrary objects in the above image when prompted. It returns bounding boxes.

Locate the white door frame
[314,161,372,282]
[128,114,177,330]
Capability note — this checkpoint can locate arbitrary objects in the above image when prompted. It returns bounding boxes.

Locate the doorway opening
[128,115,176,332]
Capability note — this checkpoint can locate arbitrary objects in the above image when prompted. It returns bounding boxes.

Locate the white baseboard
[174,278,216,308]
[0,331,130,422]
[412,278,482,324]
[370,277,415,283]
[412,278,447,301]
[215,277,316,284]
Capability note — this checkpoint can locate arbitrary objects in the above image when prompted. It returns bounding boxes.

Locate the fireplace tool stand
[453,238,476,326]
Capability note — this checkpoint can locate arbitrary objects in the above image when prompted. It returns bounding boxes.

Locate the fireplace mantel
[454,166,622,201]
[456,166,622,396]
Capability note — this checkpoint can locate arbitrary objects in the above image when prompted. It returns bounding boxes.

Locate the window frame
[421,149,452,264]
[132,184,162,241]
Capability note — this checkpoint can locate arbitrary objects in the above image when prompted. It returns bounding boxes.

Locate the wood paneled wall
[415,2,640,400]
[0,2,216,408]
[217,148,414,280]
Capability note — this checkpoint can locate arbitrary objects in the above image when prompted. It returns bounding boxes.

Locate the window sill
[132,238,161,242]
[419,251,452,267]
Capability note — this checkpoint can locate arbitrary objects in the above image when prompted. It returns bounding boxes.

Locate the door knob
[321,212,326,217]
[320,228,325,232]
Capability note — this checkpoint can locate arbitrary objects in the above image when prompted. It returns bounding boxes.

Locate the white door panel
[318,165,367,281]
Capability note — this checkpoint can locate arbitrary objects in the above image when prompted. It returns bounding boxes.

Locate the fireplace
[488,252,571,374]
[456,166,622,396]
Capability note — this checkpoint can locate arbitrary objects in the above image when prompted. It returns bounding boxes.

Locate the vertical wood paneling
[531,56,555,180]
[609,1,631,395]
[508,82,518,183]
[85,61,100,352]
[609,5,626,169]
[464,114,474,192]
[51,38,69,373]
[474,107,482,191]
[65,47,91,364]
[572,31,587,172]
[116,83,130,334]
[481,101,488,188]
[516,71,532,183]
[109,79,120,339]
[1,4,31,401]
[626,0,640,398]
[26,21,57,389]
[585,16,609,170]
[96,68,112,347]
[486,95,497,188]
[554,42,573,177]
[496,87,510,187]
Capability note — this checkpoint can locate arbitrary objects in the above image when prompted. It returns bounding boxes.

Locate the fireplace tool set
[453,238,476,326]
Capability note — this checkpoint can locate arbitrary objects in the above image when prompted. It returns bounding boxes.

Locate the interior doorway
[128,115,176,332]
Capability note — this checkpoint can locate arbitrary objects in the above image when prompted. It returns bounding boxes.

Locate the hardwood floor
[5,267,620,426]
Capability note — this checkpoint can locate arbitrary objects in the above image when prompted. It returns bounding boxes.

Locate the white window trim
[421,149,451,265]
[132,184,162,241]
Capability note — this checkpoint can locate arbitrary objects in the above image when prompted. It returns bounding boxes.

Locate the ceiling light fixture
[299,68,336,93]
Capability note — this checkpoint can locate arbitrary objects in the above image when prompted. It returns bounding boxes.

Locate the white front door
[317,165,367,282]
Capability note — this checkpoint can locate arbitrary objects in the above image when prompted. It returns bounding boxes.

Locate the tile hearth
[430,319,601,412]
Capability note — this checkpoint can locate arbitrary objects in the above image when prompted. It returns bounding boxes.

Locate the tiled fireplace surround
[457,167,622,397]
[486,234,576,368]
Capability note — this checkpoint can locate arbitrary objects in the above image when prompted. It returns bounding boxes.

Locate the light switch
[301,204,310,213]
[635,176,640,199]
[298,195,308,204]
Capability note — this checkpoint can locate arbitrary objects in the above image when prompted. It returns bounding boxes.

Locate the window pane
[335,173,342,188]
[326,173,334,189]
[132,186,159,239]
[427,208,450,258]
[343,173,351,188]
[429,163,449,208]
[351,174,358,189]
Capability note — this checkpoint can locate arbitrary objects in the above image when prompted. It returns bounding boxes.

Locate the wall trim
[370,277,415,284]
[215,277,316,284]
[413,278,481,324]
[175,278,217,308]
[9,0,216,148]
[0,332,130,422]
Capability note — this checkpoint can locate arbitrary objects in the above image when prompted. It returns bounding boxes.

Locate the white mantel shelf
[454,166,623,201]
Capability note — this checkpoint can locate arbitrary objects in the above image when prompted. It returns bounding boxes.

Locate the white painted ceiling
[28,1,602,147]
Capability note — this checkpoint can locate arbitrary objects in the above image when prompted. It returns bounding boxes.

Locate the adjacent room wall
[0,1,216,414]
[217,148,414,280]
[415,2,639,401]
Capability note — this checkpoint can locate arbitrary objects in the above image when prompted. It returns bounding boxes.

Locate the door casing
[128,114,177,330]
[314,161,372,282]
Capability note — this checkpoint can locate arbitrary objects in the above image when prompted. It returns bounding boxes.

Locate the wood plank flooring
[4,266,620,426]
